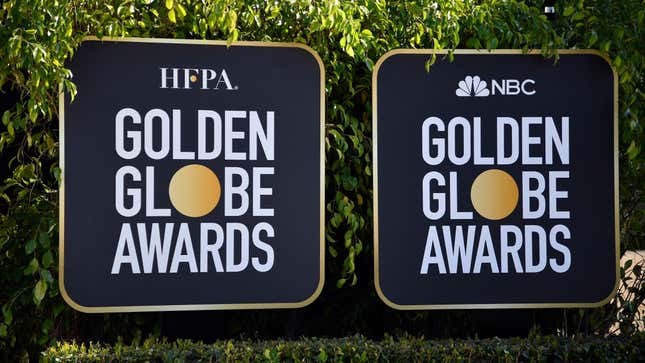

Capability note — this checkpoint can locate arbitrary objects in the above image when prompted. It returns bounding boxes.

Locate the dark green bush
[0,0,643,361]
[42,334,645,362]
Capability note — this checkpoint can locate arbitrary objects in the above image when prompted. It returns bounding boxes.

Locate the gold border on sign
[59,36,326,313]
[371,49,620,310]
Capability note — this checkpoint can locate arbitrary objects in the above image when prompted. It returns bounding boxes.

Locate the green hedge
[42,334,645,362]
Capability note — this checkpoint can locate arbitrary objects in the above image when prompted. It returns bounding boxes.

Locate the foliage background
[0,0,643,360]
[41,334,645,362]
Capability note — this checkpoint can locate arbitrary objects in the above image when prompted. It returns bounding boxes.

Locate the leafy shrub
[42,334,645,362]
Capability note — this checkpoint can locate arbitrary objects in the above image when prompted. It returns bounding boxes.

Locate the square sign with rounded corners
[373,50,618,309]
[60,37,325,312]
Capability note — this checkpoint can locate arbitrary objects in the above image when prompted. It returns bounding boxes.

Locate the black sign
[373,50,618,309]
[60,38,325,312]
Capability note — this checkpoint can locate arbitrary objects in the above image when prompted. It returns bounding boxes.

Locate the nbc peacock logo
[455,75,490,97]
[455,75,536,97]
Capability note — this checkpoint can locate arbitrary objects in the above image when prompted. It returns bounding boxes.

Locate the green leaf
[626,141,639,160]
[34,279,48,303]
[25,239,36,254]
[2,305,12,325]
[40,269,53,283]
[336,278,346,288]
[346,45,355,58]
[563,6,575,17]
[1,110,10,125]
[37,334,48,345]
[53,167,62,183]
[176,4,187,18]
[0,324,6,338]
[433,38,440,50]
[571,12,585,21]
[466,37,482,49]
[168,9,176,23]
[364,58,374,71]
[227,29,239,46]
[588,31,598,46]
[42,319,53,333]
[318,348,328,362]
[38,231,50,246]
[41,251,54,268]
[487,37,498,49]
[426,53,437,70]
[53,304,66,317]
[23,258,39,275]
[328,246,338,258]
[165,0,173,10]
